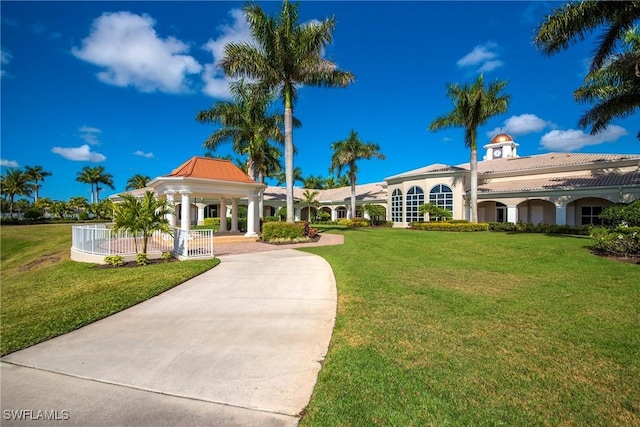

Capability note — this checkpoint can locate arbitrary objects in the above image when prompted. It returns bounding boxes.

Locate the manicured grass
[0,224,218,356]
[300,228,640,426]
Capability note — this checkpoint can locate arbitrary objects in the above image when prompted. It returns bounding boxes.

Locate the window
[405,186,424,223]
[429,185,453,220]
[391,189,403,222]
[581,206,603,225]
[336,206,347,219]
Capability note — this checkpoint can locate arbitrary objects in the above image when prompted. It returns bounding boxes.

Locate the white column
[196,203,206,226]
[331,207,337,221]
[254,196,261,232]
[180,192,191,231]
[245,194,258,237]
[507,205,518,224]
[165,192,176,227]
[219,198,228,233]
[556,205,567,225]
[295,208,301,221]
[230,198,239,232]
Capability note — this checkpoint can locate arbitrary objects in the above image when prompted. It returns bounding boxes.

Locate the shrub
[411,222,489,232]
[262,222,305,242]
[337,219,370,227]
[514,222,590,235]
[136,253,149,266]
[226,217,247,232]
[203,217,220,227]
[488,222,517,232]
[590,226,640,257]
[78,211,89,221]
[104,255,124,267]
[599,200,640,227]
[303,222,319,238]
[161,251,173,261]
[263,216,279,223]
[23,206,44,220]
[315,210,331,222]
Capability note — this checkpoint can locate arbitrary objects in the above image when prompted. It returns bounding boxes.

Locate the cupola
[483,133,519,160]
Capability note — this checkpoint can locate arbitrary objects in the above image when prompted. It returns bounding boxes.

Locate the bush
[411,222,489,232]
[513,222,590,235]
[262,222,305,242]
[203,217,220,227]
[78,211,89,221]
[599,200,640,227]
[488,222,517,232]
[263,216,279,223]
[337,219,370,227]
[104,255,124,267]
[590,226,640,257]
[161,251,173,261]
[23,206,44,220]
[136,253,149,266]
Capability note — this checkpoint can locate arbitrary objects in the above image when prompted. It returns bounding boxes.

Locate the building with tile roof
[385,134,640,226]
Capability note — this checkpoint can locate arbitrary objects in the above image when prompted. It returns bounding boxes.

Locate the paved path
[1,249,337,426]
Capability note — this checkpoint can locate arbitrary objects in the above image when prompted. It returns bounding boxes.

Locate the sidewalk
[1,249,337,426]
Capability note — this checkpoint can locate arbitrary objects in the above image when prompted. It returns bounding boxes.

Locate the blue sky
[1,1,638,202]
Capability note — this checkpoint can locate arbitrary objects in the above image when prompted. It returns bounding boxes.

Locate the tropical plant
[76,166,115,203]
[275,166,304,186]
[428,74,510,223]
[363,203,386,226]
[419,203,453,222]
[112,191,174,255]
[1,169,33,218]
[24,165,52,202]
[220,0,355,222]
[302,175,325,189]
[300,189,320,221]
[330,130,385,220]
[68,196,89,219]
[534,1,640,139]
[49,200,71,219]
[125,174,151,191]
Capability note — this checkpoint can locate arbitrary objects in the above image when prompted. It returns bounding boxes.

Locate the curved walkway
[1,249,337,426]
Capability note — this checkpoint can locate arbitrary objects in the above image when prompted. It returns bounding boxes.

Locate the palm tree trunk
[350,175,356,220]
[470,148,478,223]
[258,171,264,220]
[284,90,295,223]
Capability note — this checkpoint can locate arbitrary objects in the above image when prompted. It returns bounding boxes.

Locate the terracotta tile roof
[262,182,387,203]
[478,170,640,193]
[165,156,256,183]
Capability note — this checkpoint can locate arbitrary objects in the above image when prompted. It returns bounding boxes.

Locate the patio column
[295,207,301,221]
[245,193,258,237]
[219,198,228,233]
[507,205,518,224]
[180,191,191,231]
[196,203,206,226]
[165,192,176,227]
[556,204,567,225]
[331,207,337,221]
[230,198,239,232]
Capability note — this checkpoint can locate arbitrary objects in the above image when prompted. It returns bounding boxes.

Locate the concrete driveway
[1,249,337,426]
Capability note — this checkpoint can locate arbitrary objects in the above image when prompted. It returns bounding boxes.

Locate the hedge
[262,222,305,241]
[410,222,489,232]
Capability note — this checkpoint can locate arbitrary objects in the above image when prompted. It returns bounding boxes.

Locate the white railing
[173,228,215,259]
[71,224,214,259]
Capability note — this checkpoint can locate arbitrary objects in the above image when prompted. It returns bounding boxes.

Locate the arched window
[336,206,347,219]
[391,189,403,222]
[429,184,453,220]
[405,186,424,223]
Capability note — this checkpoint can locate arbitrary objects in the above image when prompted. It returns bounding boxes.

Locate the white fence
[71,224,214,260]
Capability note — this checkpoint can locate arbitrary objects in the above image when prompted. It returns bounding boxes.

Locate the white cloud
[1,47,12,78]
[72,11,202,94]
[457,42,504,73]
[539,125,628,151]
[1,159,19,168]
[52,144,106,162]
[487,114,554,137]
[133,150,154,159]
[201,9,253,98]
[79,125,101,145]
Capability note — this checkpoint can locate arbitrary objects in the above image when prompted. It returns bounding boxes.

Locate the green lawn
[300,227,640,426]
[0,224,218,356]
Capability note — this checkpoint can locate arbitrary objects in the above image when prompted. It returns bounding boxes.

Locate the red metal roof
[166,156,256,183]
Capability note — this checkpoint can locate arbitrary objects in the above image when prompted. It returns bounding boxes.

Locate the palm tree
[220,0,355,222]
[112,191,173,255]
[24,165,52,202]
[302,175,325,189]
[428,75,509,223]
[534,1,640,138]
[574,28,640,139]
[1,169,33,218]
[330,130,385,220]
[275,166,304,186]
[125,174,151,191]
[197,79,294,181]
[300,189,320,221]
[68,196,89,218]
[76,166,114,203]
